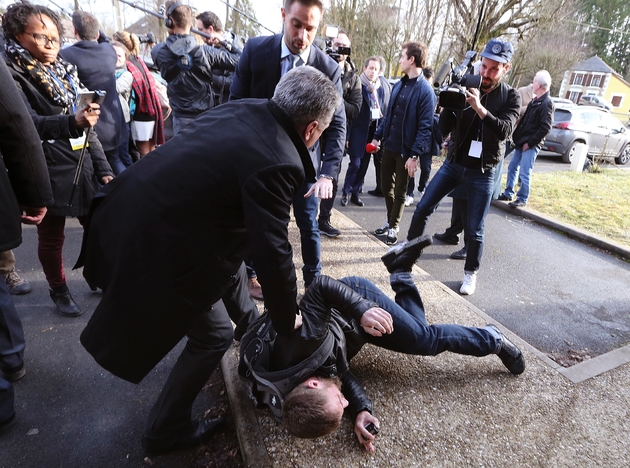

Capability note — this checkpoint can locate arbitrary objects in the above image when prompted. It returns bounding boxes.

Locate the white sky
[0,0,286,35]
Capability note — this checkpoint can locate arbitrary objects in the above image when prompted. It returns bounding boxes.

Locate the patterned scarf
[360,72,382,120]
[5,39,82,114]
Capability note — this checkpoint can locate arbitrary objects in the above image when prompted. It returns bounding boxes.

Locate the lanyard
[46,67,78,113]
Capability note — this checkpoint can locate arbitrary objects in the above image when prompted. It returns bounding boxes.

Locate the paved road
[332,154,630,359]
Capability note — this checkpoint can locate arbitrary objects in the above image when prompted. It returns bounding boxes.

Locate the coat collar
[267,100,315,180]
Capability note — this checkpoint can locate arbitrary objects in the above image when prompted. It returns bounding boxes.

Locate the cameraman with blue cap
[397,38,521,296]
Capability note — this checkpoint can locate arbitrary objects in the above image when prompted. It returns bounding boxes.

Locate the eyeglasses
[24,32,61,48]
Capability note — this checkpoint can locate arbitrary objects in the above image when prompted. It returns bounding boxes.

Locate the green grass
[524,169,630,248]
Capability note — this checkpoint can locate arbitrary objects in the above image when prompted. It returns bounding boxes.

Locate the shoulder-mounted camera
[315,25,351,63]
[434,51,482,110]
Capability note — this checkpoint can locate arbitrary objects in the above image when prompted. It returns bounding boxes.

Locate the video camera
[137,32,157,45]
[434,51,482,110]
[319,25,351,63]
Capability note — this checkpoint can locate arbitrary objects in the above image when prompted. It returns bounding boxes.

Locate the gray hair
[272,66,341,129]
[534,70,552,89]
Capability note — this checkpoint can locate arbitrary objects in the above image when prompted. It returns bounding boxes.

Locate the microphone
[434,58,453,88]
[366,143,378,153]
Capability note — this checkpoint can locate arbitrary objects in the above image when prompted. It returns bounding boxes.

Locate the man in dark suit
[60,11,125,174]
[0,59,53,435]
[78,67,341,454]
[230,0,346,289]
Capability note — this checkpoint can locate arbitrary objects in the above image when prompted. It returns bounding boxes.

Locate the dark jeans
[36,215,85,288]
[293,181,321,287]
[408,159,494,272]
[0,279,25,421]
[406,154,432,196]
[145,263,258,435]
[339,275,499,356]
[444,197,469,247]
[118,121,134,168]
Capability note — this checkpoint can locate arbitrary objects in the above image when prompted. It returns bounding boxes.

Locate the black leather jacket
[271,275,378,419]
[151,34,239,117]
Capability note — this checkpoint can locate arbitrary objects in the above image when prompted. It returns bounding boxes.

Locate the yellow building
[558,55,630,122]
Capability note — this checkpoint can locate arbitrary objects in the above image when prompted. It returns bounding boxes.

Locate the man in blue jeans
[243,236,525,452]
[402,38,521,295]
[498,70,554,208]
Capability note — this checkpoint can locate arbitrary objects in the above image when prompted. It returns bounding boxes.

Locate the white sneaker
[404,195,414,206]
[460,271,477,295]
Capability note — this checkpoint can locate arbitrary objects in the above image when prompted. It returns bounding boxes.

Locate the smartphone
[75,90,106,114]
[363,422,379,440]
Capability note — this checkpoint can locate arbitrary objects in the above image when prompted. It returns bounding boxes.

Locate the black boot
[381,235,433,274]
[49,284,82,317]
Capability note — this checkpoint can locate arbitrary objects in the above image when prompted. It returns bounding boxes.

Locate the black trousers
[145,262,259,435]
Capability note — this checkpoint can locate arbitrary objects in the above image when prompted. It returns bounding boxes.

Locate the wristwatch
[410,155,419,161]
[319,174,333,180]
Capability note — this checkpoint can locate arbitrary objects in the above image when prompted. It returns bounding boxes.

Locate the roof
[571,55,615,73]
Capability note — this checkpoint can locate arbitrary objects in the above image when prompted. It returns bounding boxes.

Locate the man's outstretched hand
[360,307,393,336]
[354,411,380,453]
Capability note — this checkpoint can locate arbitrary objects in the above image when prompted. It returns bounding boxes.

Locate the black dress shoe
[49,285,82,317]
[368,189,384,197]
[142,417,226,455]
[350,194,364,206]
[486,325,525,375]
[433,232,459,245]
[381,235,433,273]
[450,247,467,260]
[497,194,512,201]
[340,193,349,206]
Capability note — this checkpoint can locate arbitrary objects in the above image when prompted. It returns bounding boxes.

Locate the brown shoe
[248,277,264,301]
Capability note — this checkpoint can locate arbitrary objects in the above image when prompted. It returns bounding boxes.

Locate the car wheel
[615,145,630,165]
[562,142,578,163]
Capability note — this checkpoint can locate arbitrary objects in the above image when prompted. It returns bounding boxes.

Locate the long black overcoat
[79,99,314,384]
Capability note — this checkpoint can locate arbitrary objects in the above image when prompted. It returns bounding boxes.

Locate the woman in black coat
[2,3,113,317]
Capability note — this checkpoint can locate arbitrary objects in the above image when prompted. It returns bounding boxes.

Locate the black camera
[137,32,157,45]
[317,25,351,63]
[434,51,482,109]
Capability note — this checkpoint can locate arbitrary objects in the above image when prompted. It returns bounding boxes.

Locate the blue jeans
[293,181,321,287]
[408,159,495,272]
[339,275,499,356]
[503,146,540,203]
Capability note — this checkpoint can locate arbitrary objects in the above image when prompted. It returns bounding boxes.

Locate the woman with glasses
[2,3,113,317]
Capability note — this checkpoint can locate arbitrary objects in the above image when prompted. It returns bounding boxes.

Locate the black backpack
[238,312,336,421]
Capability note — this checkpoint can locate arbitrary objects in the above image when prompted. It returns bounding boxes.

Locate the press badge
[371,108,381,119]
[69,134,88,151]
[468,140,482,158]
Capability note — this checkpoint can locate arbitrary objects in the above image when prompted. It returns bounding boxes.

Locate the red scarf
[127,57,165,145]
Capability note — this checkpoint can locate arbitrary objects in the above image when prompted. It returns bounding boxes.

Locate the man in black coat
[499,70,554,207]
[78,66,342,454]
[0,60,53,435]
[230,0,346,289]
[60,11,125,174]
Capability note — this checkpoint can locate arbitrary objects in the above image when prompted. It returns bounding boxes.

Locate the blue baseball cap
[479,39,514,63]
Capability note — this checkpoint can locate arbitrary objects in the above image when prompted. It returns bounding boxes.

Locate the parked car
[578,95,613,111]
[540,106,630,165]
[551,97,575,109]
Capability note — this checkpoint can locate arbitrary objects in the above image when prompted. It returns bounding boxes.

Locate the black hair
[2,2,64,43]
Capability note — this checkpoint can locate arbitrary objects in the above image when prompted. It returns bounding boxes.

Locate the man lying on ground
[240,237,525,452]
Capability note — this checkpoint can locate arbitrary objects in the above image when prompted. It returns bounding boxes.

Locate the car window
[582,111,601,127]
[600,113,623,131]
[554,109,572,122]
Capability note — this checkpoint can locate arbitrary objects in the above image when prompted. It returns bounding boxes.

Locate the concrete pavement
[225,210,630,467]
